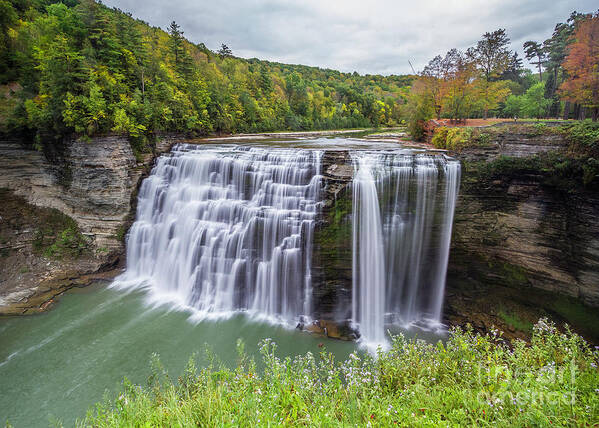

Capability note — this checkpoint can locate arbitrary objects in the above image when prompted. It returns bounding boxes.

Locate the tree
[521,82,551,118]
[442,52,478,122]
[420,49,460,119]
[500,52,524,82]
[468,29,511,81]
[0,0,18,82]
[217,44,232,59]
[475,78,511,118]
[559,13,599,121]
[502,94,523,118]
[468,29,512,118]
[523,41,547,81]
[168,21,184,65]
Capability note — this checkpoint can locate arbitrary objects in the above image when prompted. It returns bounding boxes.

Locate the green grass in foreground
[81,319,599,427]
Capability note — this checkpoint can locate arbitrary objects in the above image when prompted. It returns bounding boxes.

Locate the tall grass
[81,319,599,427]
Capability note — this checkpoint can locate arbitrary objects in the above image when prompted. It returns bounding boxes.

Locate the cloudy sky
[103,0,596,75]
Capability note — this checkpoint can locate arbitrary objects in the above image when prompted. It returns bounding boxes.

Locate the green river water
[0,283,358,427]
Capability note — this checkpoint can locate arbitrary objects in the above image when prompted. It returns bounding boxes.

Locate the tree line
[406,10,599,140]
[0,0,412,150]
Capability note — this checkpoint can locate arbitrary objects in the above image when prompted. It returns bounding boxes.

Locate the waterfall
[351,151,461,346]
[115,142,460,343]
[115,144,323,324]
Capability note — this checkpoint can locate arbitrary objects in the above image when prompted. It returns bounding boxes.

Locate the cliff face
[448,128,599,307]
[311,151,354,321]
[444,125,599,343]
[0,136,178,314]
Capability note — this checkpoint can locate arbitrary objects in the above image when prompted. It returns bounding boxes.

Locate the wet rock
[304,319,359,341]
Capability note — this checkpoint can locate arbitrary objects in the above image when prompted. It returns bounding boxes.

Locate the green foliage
[42,226,88,258]
[32,210,88,259]
[520,83,551,119]
[558,120,599,185]
[503,94,522,117]
[498,308,534,333]
[82,320,599,427]
[1,1,411,145]
[561,119,599,153]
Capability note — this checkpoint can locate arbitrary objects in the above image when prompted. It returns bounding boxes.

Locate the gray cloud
[104,0,597,75]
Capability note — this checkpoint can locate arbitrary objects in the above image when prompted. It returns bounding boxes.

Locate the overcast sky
[103,0,597,75]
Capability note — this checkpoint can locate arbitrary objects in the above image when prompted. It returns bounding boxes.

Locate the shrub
[431,126,473,151]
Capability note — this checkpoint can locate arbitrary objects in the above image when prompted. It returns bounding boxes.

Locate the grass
[80,319,599,427]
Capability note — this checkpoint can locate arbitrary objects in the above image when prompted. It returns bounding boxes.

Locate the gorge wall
[443,124,599,342]
[0,135,179,314]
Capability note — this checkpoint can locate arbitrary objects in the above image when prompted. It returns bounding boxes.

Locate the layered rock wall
[0,135,179,313]
[448,126,599,308]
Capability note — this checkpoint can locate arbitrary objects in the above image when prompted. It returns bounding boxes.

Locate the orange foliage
[560,14,599,110]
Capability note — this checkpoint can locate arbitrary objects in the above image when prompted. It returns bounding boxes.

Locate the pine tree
[168,21,184,66]
[217,44,233,59]
[523,41,547,81]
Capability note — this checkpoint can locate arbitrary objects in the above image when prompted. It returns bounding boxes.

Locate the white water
[115,143,460,346]
[115,144,323,324]
[351,151,461,347]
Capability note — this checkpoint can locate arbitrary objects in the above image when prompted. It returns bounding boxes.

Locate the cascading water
[351,151,461,347]
[115,141,460,345]
[115,144,323,324]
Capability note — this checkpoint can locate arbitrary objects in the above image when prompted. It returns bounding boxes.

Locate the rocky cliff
[444,124,599,342]
[0,135,179,314]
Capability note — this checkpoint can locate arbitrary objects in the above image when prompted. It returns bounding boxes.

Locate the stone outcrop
[311,151,353,322]
[0,135,180,314]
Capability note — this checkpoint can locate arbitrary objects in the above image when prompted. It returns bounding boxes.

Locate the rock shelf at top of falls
[111,142,461,348]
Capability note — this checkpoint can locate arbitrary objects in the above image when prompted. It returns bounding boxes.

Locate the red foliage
[560,15,599,111]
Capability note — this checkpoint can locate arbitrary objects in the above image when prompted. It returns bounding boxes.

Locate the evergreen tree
[168,21,184,66]
[523,41,547,81]
[217,44,233,59]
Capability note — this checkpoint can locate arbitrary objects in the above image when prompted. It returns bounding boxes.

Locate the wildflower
[591,362,597,368]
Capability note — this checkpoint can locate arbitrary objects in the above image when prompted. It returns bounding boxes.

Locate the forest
[1,1,597,149]
[0,0,411,151]
[406,11,599,139]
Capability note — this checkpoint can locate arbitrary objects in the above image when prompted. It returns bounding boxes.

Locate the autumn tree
[559,13,599,121]
[420,50,459,120]
[442,52,478,122]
